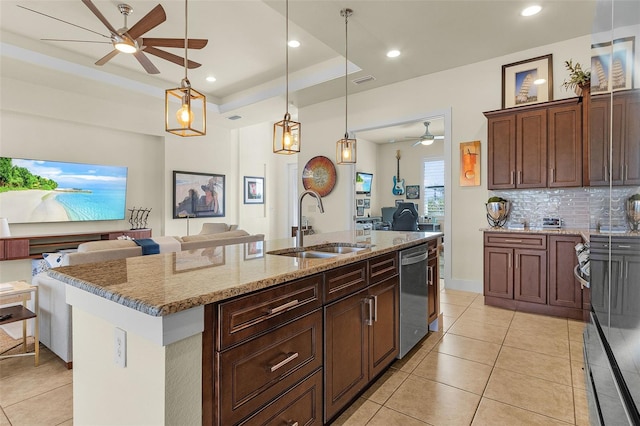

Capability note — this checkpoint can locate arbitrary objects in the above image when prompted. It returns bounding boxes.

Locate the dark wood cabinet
[513,248,547,305]
[368,277,400,380]
[485,98,583,190]
[484,247,513,299]
[427,240,440,325]
[590,89,640,186]
[549,235,583,309]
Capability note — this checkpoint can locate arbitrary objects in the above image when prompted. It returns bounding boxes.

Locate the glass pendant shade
[336,135,357,164]
[273,112,301,154]
[166,79,206,137]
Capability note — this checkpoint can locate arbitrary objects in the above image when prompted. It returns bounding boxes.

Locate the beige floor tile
[568,320,587,342]
[412,351,492,395]
[503,327,570,359]
[56,420,73,426]
[362,369,409,405]
[416,330,444,352]
[439,293,476,307]
[331,397,381,426]
[385,375,480,425]
[471,397,571,426]
[572,361,587,390]
[570,338,585,362]
[469,296,487,309]
[441,315,456,332]
[494,346,572,386]
[447,318,509,344]
[435,333,501,366]
[457,306,515,328]
[510,312,569,339]
[0,359,72,406]
[484,368,575,424]
[574,388,591,425]
[440,302,467,318]
[0,408,9,426]
[3,383,72,426]
[391,343,431,374]
[0,345,59,380]
[366,407,428,426]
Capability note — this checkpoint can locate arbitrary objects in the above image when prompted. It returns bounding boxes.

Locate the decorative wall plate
[302,156,337,197]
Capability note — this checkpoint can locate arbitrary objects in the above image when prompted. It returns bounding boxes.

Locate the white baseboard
[443,278,482,294]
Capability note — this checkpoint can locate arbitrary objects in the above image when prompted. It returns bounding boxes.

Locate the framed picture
[244,240,264,260]
[356,206,365,217]
[460,141,481,186]
[356,199,364,206]
[363,199,371,209]
[405,185,420,200]
[591,36,635,93]
[502,54,553,108]
[243,176,264,204]
[173,171,225,219]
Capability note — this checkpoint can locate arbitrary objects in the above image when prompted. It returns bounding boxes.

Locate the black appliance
[584,235,640,425]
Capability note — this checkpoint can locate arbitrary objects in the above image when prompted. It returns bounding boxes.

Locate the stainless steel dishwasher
[398,243,429,358]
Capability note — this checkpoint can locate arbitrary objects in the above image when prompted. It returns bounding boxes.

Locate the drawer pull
[267,299,299,315]
[269,352,299,372]
[617,245,631,248]
[287,422,299,426]
[504,239,523,243]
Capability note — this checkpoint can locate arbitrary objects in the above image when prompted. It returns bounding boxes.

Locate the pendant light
[273,0,301,154]
[165,0,206,137]
[336,8,356,164]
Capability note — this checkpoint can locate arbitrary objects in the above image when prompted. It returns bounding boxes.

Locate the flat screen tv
[355,172,373,194]
[0,157,128,224]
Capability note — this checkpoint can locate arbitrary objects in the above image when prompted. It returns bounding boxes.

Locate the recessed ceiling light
[386,49,401,58]
[521,5,542,16]
[206,76,217,82]
[288,40,300,48]
[533,78,546,85]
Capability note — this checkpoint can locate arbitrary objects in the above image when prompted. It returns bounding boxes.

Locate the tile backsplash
[492,187,640,230]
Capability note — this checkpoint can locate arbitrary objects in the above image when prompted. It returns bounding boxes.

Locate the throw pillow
[43,252,66,268]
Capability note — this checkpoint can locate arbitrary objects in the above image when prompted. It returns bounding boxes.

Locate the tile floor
[0,288,590,426]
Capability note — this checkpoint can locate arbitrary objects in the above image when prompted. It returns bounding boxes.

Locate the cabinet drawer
[324,261,367,303]
[217,275,323,350]
[5,239,29,260]
[484,232,546,249]
[368,251,399,285]
[217,310,323,425]
[238,370,323,426]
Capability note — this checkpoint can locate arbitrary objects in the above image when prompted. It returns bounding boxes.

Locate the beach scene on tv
[0,157,127,223]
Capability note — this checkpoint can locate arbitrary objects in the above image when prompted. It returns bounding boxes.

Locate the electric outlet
[114,327,126,368]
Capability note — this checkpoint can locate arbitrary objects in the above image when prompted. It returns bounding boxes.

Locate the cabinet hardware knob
[269,352,299,372]
[266,299,299,315]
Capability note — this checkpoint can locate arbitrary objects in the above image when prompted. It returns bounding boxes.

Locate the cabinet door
[484,247,513,299]
[622,255,640,320]
[487,113,516,189]
[368,277,400,379]
[610,95,626,185]
[623,91,640,185]
[548,104,582,187]
[513,249,547,304]
[549,235,583,309]
[324,288,369,422]
[516,109,547,188]
[427,253,439,325]
[589,95,610,186]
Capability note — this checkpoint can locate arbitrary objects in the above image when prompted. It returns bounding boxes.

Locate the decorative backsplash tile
[491,187,640,230]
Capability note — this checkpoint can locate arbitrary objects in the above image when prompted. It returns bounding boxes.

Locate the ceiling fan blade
[133,51,160,74]
[42,39,111,44]
[81,0,119,35]
[143,46,201,69]
[18,5,109,39]
[127,4,167,40]
[412,140,423,147]
[95,49,120,66]
[140,38,208,49]
[434,135,445,140]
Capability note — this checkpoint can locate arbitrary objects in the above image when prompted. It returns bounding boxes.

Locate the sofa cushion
[199,223,230,234]
[181,230,249,242]
[77,240,138,252]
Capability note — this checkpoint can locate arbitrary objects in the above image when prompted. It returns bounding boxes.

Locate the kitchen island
[49,230,441,425]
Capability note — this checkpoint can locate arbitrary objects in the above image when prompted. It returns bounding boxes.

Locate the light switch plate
[114,327,126,368]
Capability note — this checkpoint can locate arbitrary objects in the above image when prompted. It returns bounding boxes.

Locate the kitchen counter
[50,230,440,316]
[481,226,640,242]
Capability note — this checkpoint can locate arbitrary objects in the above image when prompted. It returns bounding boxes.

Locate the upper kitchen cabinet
[590,89,640,186]
[485,98,583,190]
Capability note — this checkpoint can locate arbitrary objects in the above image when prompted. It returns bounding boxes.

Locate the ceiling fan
[404,122,445,146]
[18,0,208,75]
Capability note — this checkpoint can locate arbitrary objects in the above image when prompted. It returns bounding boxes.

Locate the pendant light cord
[183,0,188,81]
[285,0,289,116]
[344,9,349,139]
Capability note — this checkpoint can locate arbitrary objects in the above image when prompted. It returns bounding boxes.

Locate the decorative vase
[486,201,510,228]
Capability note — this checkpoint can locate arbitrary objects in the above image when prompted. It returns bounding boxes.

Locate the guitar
[392,150,405,195]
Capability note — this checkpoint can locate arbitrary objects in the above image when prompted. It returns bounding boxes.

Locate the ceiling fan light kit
[274,0,301,154]
[336,8,356,165]
[165,0,206,137]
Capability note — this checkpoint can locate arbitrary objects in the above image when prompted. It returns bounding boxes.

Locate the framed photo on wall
[356,207,365,217]
[591,36,635,93]
[460,141,481,186]
[502,54,553,108]
[363,199,371,209]
[405,185,420,199]
[243,176,265,204]
[173,171,225,219]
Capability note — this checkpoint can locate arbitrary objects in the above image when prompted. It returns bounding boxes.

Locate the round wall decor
[302,156,337,197]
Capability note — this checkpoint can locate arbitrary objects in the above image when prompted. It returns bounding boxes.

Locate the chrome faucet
[297,190,324,247]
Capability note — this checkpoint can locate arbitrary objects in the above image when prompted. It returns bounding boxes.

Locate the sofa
[33,225,264,367]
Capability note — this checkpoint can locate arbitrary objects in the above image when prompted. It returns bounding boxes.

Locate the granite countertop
[480,227,640,242]
[49,230,442,317]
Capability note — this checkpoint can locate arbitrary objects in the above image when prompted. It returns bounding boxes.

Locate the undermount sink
[267,243,374,259]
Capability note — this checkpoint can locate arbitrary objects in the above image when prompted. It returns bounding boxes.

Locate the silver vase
[486,201,510,228]
[626,199,640,231]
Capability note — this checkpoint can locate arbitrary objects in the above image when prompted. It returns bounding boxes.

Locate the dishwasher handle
[401,251,429,266]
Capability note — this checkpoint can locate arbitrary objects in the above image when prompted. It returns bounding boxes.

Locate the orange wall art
[459,141,481,186]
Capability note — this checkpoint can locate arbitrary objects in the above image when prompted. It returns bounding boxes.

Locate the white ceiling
[0,0,612,137]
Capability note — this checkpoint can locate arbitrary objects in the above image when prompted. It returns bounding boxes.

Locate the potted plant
[562,59,591,96]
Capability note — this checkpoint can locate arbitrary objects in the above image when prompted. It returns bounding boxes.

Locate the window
[423,159,444,217]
